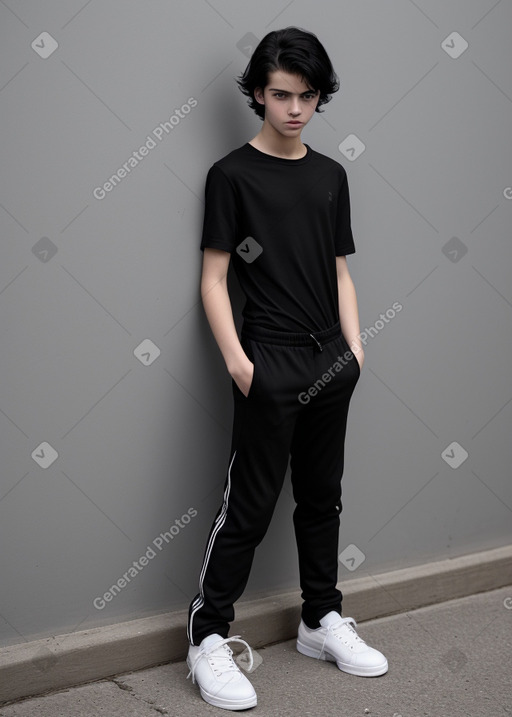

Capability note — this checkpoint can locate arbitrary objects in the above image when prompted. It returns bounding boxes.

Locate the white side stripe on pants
[187,450,236,644]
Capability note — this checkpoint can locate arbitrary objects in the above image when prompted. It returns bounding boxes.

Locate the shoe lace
[186,635,254,684]
[320,616,365,658]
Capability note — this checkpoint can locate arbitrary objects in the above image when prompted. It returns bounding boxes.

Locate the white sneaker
[186,633,257,710]
[297,612,388,677]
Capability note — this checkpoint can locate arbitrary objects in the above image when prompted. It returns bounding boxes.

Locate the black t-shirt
[200,142,355,333]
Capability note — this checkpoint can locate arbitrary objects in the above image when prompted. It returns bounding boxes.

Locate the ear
[253,86,265,105]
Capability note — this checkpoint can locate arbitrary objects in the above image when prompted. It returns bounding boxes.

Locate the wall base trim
[1,544,511,705]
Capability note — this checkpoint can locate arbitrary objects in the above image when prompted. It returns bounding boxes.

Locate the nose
[288,97,301,116]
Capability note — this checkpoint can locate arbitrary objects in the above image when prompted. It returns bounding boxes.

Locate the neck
[249,122,306,159]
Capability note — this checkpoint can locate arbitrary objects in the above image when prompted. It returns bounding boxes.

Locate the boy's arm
[201,247,254,396]
[336,255,364,369]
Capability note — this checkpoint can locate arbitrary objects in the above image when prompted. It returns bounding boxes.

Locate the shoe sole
[296,639,388,677]
[199,686,257,710]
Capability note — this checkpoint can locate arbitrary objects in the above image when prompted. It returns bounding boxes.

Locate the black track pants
[187,322,360,646]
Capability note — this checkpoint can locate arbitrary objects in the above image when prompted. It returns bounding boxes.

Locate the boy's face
[254,69,320,136]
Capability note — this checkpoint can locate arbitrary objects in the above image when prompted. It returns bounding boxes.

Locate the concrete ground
[1,585,511,717]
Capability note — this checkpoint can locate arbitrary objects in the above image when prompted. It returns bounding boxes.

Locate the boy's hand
[230,356,255,398]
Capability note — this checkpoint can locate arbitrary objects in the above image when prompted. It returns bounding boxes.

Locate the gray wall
[1,1,510,646]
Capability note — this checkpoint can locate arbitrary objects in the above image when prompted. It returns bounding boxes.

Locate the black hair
[237,27,339,119]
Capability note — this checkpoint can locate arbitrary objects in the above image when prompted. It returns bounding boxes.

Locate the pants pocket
[235,337,259,399]
[337,333,361,379]
[332,334,361,384]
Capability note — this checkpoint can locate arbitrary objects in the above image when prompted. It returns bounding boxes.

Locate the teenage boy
[186,27,388,711]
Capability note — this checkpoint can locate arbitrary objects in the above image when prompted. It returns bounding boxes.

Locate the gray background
[0,0,510,647]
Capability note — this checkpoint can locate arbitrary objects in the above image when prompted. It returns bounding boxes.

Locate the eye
[273,92,287,99]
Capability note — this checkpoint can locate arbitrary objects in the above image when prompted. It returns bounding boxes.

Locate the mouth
[286,121,303,127]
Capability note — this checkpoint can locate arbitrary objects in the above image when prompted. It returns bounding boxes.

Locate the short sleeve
[335,170,356,256]
[200,165,239,253]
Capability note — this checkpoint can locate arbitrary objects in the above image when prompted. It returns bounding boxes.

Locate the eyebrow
[267,88,317,95]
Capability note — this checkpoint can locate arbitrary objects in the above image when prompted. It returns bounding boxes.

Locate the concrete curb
[1,544,511,705]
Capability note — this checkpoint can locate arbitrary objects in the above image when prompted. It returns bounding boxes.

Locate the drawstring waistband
[242,322,341,352]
